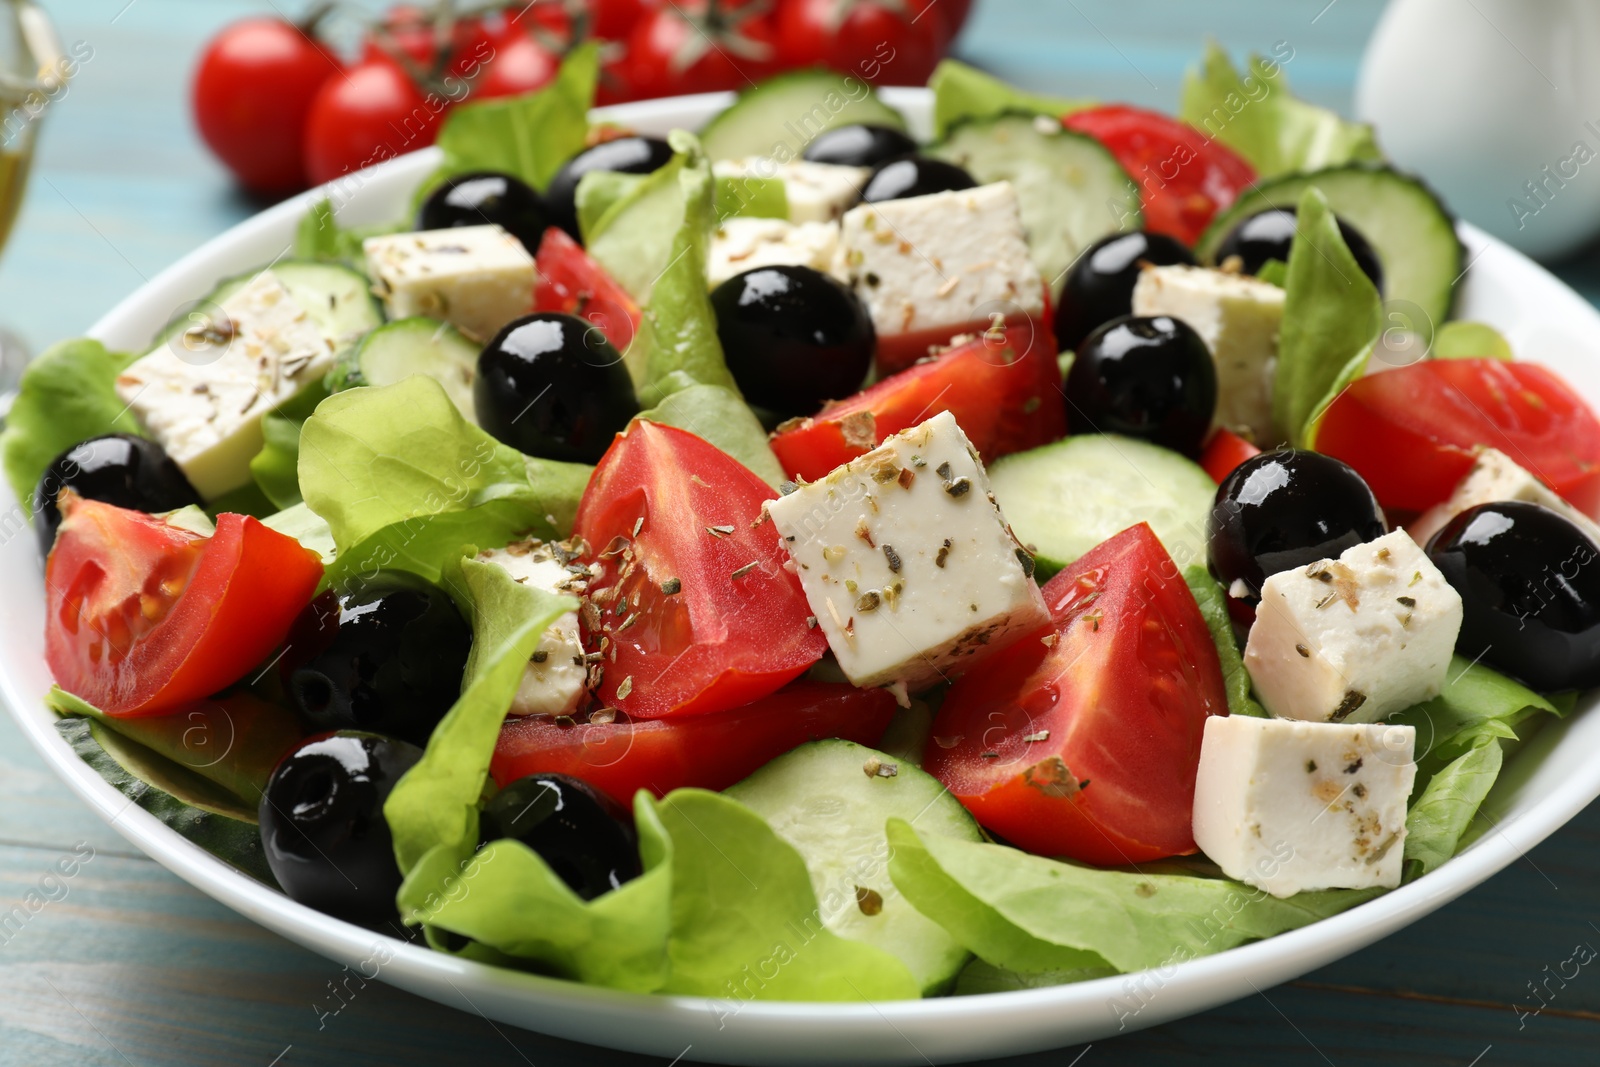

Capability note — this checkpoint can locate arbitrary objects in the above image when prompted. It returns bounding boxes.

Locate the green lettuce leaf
[952,958,1116,995]
[384,557,578,874]
[397,794,674,992]
[1179,42,1382,177]
[927,59,1092,139]
[657,790,921,1000]
[250,380,330,510]
[1402,736,1502,880]
[417,41,599,204]
[1,338,143,505]
[1183,566,1265,717]
[297,377,588,588]
[1275,187,1382,447]
[639,383,784,486]
[576,170,647,242]
[293,199,402,265]
[1389,655,1559,778]
[715,173,788,222]
[586,149,691,306]
[261,502,337,564]
[886,818,1376,977]
[1433,321,1514,361]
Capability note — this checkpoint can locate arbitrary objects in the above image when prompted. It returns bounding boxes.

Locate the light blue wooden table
[4,2,1600,1064]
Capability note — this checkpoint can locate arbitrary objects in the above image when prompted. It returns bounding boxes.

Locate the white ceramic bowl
[4,88,1600,1066]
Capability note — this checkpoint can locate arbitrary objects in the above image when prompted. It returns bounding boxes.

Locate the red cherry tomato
[574,421,826,719]
[362,6,495,79]
[623,1,777,99]
[1064,105,1257,246]
[45,493,323,717]
[474,26,560,99]
[533,227,642,355]
[302,54,447,186]
[1316,358,1600,516]
[1199,428,1261,484]
[770,324,1066,482]
[491,680,896,800]
[775,0,949,86]
[586,0,656,42]
[925,523,1228,865]
[191,16,340,194]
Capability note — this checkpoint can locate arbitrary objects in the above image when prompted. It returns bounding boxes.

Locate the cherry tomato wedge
[873,288,1054,379]
[575,421,826,718]
[533,227,642,356]
[1199,428,1261,484]
[925,523,1228,865]
[770,324,1066,482]
[490,680,896,800]
[1064,105,1257,246]
[1316,358,1600,516]
[45,493,323,717]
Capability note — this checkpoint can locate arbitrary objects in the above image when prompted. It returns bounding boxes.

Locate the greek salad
[7,44,1597,1003]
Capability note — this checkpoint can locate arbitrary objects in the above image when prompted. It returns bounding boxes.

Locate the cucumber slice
[724,739,980,995]
[1196,164,1463,339]
[990,434,1216,581]
[932,113,1141,296]
[699,70,907,162]
[152,261,383,352]
[340,316,479,419]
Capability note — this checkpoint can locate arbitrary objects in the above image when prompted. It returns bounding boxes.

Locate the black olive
[259,731,423,926]
[33,434,202,557]
[859,155,978,203]
[1427,501,1600,691]
[1064,314,1217,457]
[710,265,875,417]
[1054,230,1197,352]
[1213,207,1384,294]
[543,136,675,241]
[1208,449,1388,603]
[474,312,639,463]
[479,774,641,901]
[802,124,919,169]
[415,170,548,255]
[281,574,473,748]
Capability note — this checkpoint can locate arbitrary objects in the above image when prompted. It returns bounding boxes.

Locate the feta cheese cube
[834,182,1045,373]
[707,217,841,289]
[1132,265,1285,445]
[1192,715,1417,897]
[115,271,336,500]
[1245,530,1462,724]
[1410,447,1600,547]
[764,410,1049,692]
[363,225,535,343]
[478,539,591,719]
[713,158,870,223]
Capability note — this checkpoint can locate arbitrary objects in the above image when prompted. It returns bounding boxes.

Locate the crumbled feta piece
[706,217,841,289]
[834,182,1045,370]
[478,539,591,719]
[363,225,535,343]
[1410,447,1600,547]
[115,271,336,499]
[1245,530,1462,724]
[1192,715,1416,897]
[764,410,1049,692]
[1132,264,1285,445]
[714,158,870,222]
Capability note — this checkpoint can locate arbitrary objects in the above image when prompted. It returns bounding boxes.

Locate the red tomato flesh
[873,293,1052,379]
[45,494,323,717]
[1064,105,1257,246]
[574,421,826,718]
[771,324,1066,482]
[1200,428,1261,484]
[925,522,1228,865]
[1316,358,1600,516]
[491,680,897,801]
[533,227,642,356]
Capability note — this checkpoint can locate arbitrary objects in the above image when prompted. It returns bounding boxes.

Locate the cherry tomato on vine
[474,24,560,99]
[623,1,778,99]
[774,0,949,86]
[302,54,448,186]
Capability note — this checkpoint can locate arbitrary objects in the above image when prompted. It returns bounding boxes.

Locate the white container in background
[1356,0,1600,261]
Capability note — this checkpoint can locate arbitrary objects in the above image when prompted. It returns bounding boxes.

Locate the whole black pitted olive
[1213,206,1384,293]
[859,155,977,203]
[802,124,919,169]
[544,136,675,241]
[1064,314,1217,457]
[259,731,423,926]
[1053,230,1197,352]
[1427,501,1600,691]
[33,434,202,557]
[479,773,641,900]
[282,574,473,747]
[475,312,639,463]
[416,170,548,254]
[1208,450,1388,603]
